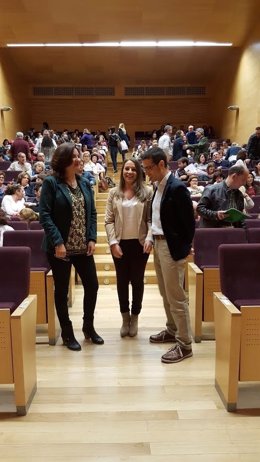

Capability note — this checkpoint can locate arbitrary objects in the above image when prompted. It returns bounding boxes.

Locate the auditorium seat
[0,247,37,415]
[214,243,260,411]
[3,230,60,345]
[188,228,247,342]
[7,220,29,230]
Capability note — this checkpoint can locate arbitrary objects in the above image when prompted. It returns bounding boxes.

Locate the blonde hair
[19,207,39,222]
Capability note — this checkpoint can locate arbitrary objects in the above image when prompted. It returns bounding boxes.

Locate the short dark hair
[5,183,23,195]
[228,165,247,176]
[141,147,167,167]
[178,157,189,166]
[51,143,79,178]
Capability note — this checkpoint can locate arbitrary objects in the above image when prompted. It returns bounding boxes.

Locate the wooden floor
[1,284,260,461]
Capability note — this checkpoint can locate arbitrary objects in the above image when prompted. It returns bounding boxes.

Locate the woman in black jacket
[40,143,103,351]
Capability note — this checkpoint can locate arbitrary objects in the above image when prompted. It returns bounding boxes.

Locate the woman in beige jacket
[105,158,153,337]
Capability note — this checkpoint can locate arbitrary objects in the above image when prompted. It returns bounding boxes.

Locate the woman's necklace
[66,178,77,189]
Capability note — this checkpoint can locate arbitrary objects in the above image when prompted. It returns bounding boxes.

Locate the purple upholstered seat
[0,247,31,313]
[248,195,260,214]
[3,230,49,271]
[194,228,247,269]
[247,228,260,243]
[29,221,43,230]
[7,220,29,230]
[3,170,20,183]
[219,243,260,309]
[244,219,260,229]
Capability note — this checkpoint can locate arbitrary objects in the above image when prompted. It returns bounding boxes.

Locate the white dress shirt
[151,171,171,235]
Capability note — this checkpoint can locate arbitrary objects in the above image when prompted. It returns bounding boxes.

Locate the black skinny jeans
[47,253,99,328]
[112,239,149,315]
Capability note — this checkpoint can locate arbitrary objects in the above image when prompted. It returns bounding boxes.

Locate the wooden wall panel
[211,22,260,144]
[0,50,29,140]
[30,97,210,142]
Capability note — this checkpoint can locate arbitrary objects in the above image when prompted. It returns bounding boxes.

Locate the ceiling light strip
[6,41,232,48]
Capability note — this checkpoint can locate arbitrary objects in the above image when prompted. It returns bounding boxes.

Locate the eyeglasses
[142,163,156,172]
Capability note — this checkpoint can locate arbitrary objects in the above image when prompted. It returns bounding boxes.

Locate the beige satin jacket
[105,186,153,246]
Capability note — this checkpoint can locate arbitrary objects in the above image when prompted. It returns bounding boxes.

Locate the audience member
[9,132,30,161]
[7,152,32,176]
[108,127,120,173]
[186,125,196,145]
[0,209,14,246]
[183,128,209,162]
[172,130,185,161]
[247,126,260,160]
[1,183,25,218]
[187,175,204,197]
[0,171,7,199]
[174,157,189,181]
[197,165,249,228]
[158,125,173,161]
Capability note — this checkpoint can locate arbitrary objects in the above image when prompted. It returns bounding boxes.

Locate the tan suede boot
[129,314,139,337]
[120,312,130,337]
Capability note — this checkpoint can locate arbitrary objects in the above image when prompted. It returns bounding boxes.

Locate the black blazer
[152,174,195,261]
[39,175,97,253]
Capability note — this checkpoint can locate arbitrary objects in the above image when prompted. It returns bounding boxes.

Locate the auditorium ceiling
[0,0,258,85]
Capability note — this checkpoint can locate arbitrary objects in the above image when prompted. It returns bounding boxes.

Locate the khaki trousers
[153,239,192,349]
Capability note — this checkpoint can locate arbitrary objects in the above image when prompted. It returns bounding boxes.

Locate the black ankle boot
[61,324,81,351]
[82,324,104,345]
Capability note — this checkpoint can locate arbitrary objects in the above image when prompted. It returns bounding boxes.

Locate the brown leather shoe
[149,330,176,343]
[161,344,193,363]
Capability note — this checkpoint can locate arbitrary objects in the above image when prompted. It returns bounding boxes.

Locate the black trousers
[47,253,99,328]
[110,146,118,171]
[112,239,149,315]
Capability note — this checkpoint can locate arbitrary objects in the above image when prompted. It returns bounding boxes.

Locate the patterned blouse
[65,185,88,255]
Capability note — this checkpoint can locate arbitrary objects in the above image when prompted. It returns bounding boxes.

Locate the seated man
[7,152,32,176]
[197,165,249,228]
[174,157,189,181]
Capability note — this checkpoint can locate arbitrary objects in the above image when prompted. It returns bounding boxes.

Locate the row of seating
[7,220,42,230]
[213,243,260,411]
[0,247,37,415]
[2,230,61,345]
[188,227,260,343]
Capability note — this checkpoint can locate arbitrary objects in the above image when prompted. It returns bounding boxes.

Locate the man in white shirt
[8,152,32,176]
[142,147,195,363]
[158,125,173,161]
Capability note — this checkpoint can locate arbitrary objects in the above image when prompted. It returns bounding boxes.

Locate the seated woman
[17,172,35,199]
[0,171,7,200]
[77,159,96,186]
[194,153,208,175]
[1,183,25,218]
[187,175,204,197]
[82,151,95,173]
[91,153,106,180]
[133,140,148,160]
[252,161,260,185]
[198,162,216,182]
[0,209,14,246]
[245,172,259,197]
[31,161,46,180]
